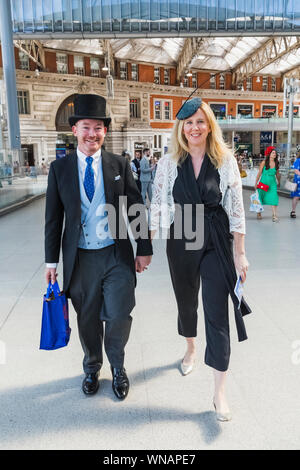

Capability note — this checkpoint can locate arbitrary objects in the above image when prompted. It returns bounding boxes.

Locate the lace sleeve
[149,157,167,231]
[228,156,246,234]
[149,156,177,231]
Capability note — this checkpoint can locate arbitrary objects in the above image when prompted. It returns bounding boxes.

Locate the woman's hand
[150,230,157,241]
[234,253,249,283]
[135,255,152,273]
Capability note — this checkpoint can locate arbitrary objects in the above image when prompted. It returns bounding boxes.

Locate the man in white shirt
[45,94,152,399]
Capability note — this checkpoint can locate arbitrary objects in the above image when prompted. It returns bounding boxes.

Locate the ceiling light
[102,55,109,72]
[186,71,192,77]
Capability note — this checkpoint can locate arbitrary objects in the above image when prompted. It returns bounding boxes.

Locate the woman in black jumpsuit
[151,98,250,421]
[167,153,231,372]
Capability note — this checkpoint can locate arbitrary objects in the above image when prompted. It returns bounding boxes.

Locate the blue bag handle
[46,281,61,299]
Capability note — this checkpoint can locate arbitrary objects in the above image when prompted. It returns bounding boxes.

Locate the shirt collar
[77,147,101,164]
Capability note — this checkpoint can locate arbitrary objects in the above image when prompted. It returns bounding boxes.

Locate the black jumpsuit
[166,154,250,372]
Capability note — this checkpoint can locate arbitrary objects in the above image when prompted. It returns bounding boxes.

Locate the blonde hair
[169,101,232,168]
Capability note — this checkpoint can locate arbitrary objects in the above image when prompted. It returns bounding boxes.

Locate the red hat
[265,146,276,157]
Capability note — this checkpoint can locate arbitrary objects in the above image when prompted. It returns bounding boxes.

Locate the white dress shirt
[46,148,102,269]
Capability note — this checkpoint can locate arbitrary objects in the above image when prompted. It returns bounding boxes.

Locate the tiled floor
[0,190,299,450]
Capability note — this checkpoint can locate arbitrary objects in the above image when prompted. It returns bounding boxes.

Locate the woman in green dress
[255,146,281,222]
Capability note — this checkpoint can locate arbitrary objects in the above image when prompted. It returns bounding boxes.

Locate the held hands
[45,267,58,285]
[234,253,249,283]
[135,255,152,273]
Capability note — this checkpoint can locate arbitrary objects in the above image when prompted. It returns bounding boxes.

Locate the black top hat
[68,94,111,128]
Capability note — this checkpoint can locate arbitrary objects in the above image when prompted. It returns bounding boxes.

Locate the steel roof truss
[233,36,300,85]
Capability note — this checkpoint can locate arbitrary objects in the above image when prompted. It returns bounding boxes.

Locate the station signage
[260,132,272,144]
[134,142,147,150]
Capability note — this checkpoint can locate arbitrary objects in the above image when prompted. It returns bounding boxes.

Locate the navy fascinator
[176,97,202,120]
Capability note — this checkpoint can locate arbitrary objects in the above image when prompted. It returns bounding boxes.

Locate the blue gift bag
[40,281,71,350]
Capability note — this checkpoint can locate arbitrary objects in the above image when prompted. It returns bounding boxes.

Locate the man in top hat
[45,94,152,399]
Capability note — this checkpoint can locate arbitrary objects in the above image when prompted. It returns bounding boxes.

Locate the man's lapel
[101,149,117,206]
[66,152,81,212]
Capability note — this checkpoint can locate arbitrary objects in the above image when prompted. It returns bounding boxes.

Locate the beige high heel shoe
[180,356,195,376]
[180,360,194,376]
[213,401,232,422]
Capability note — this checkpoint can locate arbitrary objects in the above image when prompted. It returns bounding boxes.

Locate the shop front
[261,104,277,118]
[210,103,227,119]
[234,131,253,154]
[237,104,253,119]
[56,133,77,158]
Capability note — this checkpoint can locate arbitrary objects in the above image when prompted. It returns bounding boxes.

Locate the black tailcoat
[45,149,152,297]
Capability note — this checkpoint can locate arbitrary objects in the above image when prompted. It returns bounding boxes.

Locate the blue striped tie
[84,156,95,202]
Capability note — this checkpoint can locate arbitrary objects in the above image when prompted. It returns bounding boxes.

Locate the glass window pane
[164,101,171,120]
[17,90,30,114]
[74,55,84,67]
[164,69,169,85]
[90,57,99,69]
[74,56,85,75]
[155,100,161,119]
[56,53,68,74]
[120,62,127,80]
[10,0,300,34]
[19,51,29,70]
[131,63,138,81]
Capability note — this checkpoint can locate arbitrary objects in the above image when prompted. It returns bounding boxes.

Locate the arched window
[55,95,76,132]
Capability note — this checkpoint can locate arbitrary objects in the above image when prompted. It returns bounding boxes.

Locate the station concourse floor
[0,189,300,451]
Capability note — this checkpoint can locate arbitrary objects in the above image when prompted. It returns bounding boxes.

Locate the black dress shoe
[82,371,100,395]
[111,367,129,400]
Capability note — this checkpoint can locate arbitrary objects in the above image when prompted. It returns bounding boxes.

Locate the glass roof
[39,37,300,76]
[10,0,300,35]
[9,1,300,76]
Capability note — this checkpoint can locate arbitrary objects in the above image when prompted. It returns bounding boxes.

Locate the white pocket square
[115,175,121,181]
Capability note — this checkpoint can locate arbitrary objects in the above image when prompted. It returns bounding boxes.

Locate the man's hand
[135,255,152,273]
[45,267,58,285]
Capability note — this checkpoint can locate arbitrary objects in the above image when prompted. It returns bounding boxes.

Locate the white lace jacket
[149,153,246,234]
